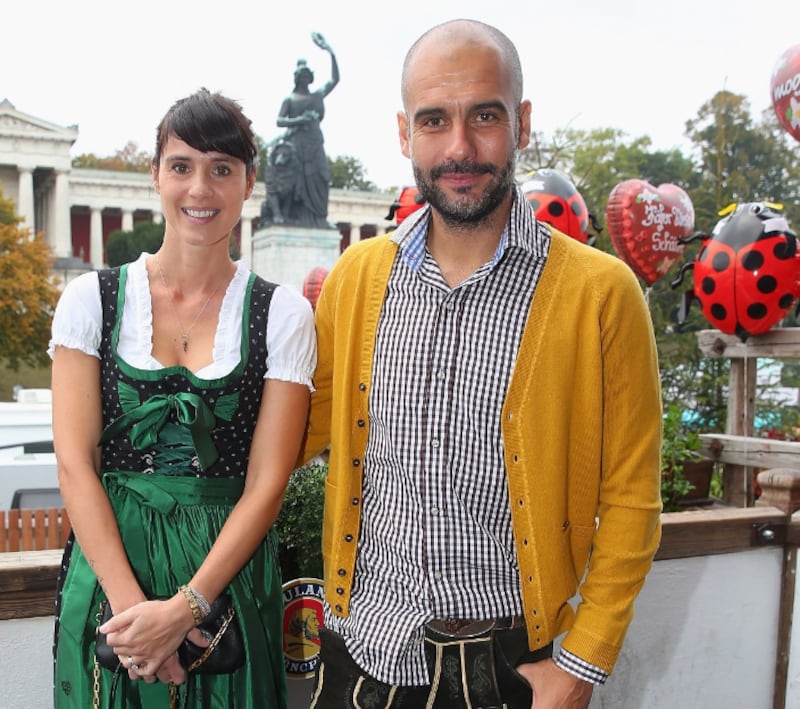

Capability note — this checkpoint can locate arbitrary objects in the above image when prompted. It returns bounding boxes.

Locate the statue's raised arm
[311,31,339,98]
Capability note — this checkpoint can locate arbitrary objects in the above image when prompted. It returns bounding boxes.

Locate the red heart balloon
[606,180,694,286]
[771,44,800,144]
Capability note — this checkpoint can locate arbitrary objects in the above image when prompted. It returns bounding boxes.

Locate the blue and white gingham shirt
[324,186,607,688]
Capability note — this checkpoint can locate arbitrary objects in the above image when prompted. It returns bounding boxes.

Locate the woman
[50,88,315,708]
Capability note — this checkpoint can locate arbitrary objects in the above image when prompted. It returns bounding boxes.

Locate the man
[300,18,662,709]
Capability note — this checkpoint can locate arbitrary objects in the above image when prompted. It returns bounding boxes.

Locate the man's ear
[398,110,411,159]
[517,100,532,151]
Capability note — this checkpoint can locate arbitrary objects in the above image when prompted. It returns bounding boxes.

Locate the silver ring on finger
[128,655,140,671]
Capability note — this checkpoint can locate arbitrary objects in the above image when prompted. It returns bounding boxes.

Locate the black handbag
[95,594,245,675]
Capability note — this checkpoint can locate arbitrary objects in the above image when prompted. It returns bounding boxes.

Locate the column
[52,170,71,257]
[90,208,104,269]
[122,210,134,232]
[349,224,362,245]
[16,167,35,233]
[239,217,253,263]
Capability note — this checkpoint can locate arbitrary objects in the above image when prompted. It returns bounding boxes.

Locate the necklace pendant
[181,335,188,352]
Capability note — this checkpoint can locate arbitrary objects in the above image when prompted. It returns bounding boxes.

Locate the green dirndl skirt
[54,471,287,708]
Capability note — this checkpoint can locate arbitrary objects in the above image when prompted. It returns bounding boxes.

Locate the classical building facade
[0,99,397,286]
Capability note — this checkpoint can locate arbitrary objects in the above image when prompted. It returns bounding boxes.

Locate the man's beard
[413,155,516,229]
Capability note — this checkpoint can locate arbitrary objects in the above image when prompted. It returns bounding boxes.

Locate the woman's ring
[128,655,140,670]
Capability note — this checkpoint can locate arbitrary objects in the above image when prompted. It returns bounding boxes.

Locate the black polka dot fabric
[97,266,274,479]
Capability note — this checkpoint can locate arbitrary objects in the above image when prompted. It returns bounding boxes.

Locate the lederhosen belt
[310,617,553,709]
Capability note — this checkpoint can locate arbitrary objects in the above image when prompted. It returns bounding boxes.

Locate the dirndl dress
[53,265,288,708]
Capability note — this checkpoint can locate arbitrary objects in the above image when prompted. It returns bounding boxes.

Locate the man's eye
[214,165,232,176]
[171,163,189,174]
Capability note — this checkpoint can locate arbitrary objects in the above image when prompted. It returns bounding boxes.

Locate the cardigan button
[359,383,366,391]
[353,458,360,467]
[357,419,365,427]
[338,568,346,576]
[336,587,344,595]
[335,604,343,613]
[344,534,354,542]
[352,497,359,505]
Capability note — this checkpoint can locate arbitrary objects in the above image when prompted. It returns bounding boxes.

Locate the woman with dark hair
[50,88,315,708]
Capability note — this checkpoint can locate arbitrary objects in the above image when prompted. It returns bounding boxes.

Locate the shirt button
[436,370,445,380]
[431,506,439,515]
[434,570,443,580]
[431,439,440,448]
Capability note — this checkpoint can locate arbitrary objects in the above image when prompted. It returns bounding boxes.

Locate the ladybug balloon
[671,202,800,340]
[520,169,594,245]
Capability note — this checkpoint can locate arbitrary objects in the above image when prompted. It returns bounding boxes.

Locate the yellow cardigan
[301,227,663,674]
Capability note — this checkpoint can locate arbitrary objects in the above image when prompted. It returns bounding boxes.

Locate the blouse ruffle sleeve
[266,286,317,391]
[47,272,103,359]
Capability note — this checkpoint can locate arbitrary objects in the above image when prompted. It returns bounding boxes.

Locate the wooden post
[756,468,800,709]
[697,328,800,507]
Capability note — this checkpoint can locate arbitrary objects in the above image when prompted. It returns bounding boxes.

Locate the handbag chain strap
[187,606,236,672]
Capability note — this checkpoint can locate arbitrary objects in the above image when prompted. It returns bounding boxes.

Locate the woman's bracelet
[178,584,211,626]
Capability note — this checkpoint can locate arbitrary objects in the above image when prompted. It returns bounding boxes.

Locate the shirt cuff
[555,649,608,685]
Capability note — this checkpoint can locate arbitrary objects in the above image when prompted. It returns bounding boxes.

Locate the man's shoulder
[337,233,398,269]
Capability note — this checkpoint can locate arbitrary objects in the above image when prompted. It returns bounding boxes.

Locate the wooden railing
[0,507,70,553]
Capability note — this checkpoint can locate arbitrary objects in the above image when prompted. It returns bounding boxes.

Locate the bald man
[300,18,662,709]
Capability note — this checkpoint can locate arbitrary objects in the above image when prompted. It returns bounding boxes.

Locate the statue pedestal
[251,225,341,292]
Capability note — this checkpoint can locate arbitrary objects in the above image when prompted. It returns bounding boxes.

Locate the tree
[72,141,152,173]
[685,91,800,232]
[106,221,165,267]
[328,155,376,191]
[0,190,61,370]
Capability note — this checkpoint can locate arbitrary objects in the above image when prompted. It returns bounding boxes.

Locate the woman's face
[153,135,255,247]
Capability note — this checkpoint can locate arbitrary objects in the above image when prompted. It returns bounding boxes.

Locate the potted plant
[274,462,327,580]
[661,403,714,512]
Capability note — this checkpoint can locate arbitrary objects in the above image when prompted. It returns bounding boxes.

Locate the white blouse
[48,253,317,389]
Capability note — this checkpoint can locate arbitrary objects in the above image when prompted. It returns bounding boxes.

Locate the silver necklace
[155,255,225,352]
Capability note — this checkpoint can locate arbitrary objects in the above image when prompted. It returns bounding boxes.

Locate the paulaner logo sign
[282,577,324,679]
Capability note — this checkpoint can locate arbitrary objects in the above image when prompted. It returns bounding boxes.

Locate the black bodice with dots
[97,266,276,477]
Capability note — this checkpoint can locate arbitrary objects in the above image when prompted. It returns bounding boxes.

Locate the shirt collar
[391,184,551,272]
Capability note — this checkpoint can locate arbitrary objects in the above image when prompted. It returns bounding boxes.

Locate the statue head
[294,59,314,86]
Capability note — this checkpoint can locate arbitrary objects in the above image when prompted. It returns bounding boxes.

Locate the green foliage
[660,404,703,512]
[274,463,327,581]
[0,190,61,370]
[328,155,376,191]
[106,221,165,267]
[72,141,152,173]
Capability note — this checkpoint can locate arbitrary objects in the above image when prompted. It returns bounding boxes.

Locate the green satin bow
[99,390,220,470]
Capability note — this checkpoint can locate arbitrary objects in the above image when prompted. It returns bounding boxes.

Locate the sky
[4,0,798,191]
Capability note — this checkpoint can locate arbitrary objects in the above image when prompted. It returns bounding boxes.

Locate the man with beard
[299,18,662,709]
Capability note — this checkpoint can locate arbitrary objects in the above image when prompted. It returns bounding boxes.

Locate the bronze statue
[262,32,339,229]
